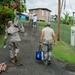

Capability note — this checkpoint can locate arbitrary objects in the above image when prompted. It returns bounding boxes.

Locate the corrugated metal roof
[29,8,52,12]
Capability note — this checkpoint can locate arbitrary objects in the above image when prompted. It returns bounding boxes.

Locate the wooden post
[57,0,61,41]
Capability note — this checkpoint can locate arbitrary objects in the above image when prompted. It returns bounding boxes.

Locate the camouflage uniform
[40,25,56,65]
[4,21,24,61]
[42,40,52,61]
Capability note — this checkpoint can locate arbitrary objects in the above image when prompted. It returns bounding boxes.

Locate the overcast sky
[26,0,75,16]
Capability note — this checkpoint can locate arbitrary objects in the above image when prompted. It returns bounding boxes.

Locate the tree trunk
[14,9,17,23]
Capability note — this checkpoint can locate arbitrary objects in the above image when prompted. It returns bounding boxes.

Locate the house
[29,8,51,22]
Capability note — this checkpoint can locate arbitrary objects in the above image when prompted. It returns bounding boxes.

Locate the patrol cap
[46,23,51,26]
[8,21,12,25]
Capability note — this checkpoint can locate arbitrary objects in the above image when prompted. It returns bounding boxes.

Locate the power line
[60,0,66,15]
[60,0,64,14]
[64,0,66,9]
[69,0,73,12]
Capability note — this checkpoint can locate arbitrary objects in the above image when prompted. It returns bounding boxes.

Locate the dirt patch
[65,63,75,72]
[57,58,75,72]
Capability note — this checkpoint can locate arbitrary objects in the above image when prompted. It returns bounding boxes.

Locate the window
[46,11,48,17]
[33,10,36,14]
[42,10,44,16]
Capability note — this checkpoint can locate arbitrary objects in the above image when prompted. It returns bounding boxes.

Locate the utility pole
[57,0,61,41]
[73,12,75,25]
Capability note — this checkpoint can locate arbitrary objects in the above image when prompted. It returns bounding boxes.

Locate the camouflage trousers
[42,40,52,60]
[9,42,19,58]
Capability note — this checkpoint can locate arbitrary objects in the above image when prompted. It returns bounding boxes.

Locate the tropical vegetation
[60,12,73,25]
[0,0,26,34]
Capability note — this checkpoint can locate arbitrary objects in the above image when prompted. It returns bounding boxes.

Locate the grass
[50,22,75,50]
[51,22,71,43]
[0,35,4,48]
[37,21,75,64]
[53,41,75,64]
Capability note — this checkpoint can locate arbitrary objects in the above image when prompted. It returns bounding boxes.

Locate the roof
[17,13,29,17]
[29,8,52,12]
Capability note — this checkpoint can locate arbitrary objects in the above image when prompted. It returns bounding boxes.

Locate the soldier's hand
[54,43,56,46]
[39,44,42,50]
[3,45,6,48]
[39,42,42,46]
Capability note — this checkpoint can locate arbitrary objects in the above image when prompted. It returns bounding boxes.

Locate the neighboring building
[29,8,51,22]
[17,13,29,21]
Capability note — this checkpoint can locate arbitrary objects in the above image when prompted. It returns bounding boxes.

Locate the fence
[51,21,75,51]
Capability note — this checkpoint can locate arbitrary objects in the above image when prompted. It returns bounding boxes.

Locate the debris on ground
[0,62,7,74]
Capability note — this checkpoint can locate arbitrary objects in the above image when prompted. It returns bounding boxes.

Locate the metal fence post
[74,31,75,51]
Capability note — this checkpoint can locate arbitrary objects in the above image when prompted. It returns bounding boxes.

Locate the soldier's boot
[44,60,48,65]
[14,53,19,62]
[47,60,51,65]
[11,58,15,63]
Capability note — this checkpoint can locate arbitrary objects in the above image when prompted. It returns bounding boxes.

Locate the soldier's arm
[18,23,25,33]
[39,31,44,44]
[4,30,8,46]
[52,31,56,46]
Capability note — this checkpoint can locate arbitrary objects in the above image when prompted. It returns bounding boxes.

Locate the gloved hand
[3,39,7,48]
[3,45,6,48]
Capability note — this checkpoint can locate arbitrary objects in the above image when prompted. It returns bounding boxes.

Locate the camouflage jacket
[4,25,24,42]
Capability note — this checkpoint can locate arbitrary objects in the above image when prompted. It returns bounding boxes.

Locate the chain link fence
[51,21,75,51]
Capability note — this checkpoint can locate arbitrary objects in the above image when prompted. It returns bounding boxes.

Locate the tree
[0,0,26,20]
[17,0,26,12]
[64,12,69,24]
[60,12,73,25]
[0,0,26,34]
[0,0,26,10]
[68,16,73,25]
[0,5,15,34]
[13,0,26,22]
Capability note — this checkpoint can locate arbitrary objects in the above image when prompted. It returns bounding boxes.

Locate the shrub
[0,5,15,34]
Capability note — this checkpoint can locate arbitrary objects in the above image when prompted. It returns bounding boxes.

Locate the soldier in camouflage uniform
[39,24,56,65]
[4,21,25,63]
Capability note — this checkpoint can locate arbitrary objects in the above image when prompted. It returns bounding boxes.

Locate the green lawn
[37,21,75,64]
[0,35,4,48]
[53,41,75,64]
